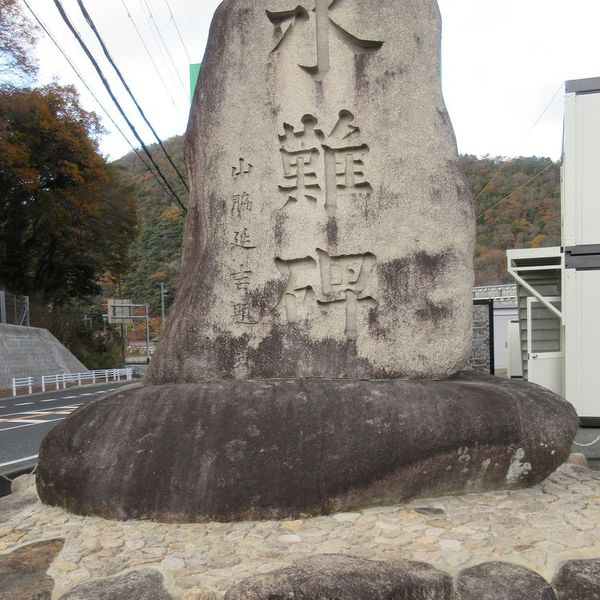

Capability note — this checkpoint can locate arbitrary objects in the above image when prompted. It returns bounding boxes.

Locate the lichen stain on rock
[206,329,251,379]
[415,299,454,323]
[354,53,369,92]
[247,278,285,321]
[367,307,388,339]
[378,250,454,311]
[273,209,288,249]
[326,216,338,249]
[248,324,372,379]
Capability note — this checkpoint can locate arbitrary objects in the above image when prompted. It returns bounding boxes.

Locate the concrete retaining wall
[0,324,87,389]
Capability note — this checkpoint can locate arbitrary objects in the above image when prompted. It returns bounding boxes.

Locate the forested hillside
[115,137,561,312]
[113,136,186,314]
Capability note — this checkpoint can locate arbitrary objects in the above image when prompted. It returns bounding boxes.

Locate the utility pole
[117,274,126,363]
[160,282,167,330]
[145,303,151,364]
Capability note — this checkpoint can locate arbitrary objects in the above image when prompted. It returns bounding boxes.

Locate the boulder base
[224,555,453,599]
[36,373,577,523]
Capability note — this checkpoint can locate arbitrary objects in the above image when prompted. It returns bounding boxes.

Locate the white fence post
[27,377,32,395]
[12,378,16,397]
[42,376,46,393]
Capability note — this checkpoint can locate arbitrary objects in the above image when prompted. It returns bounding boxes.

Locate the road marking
[0,454,38,468]
[15,402,34,406]
[0,420,65,433]
[0,406,79,426]
[41,399,58,403]
[80,393,94,396]
[94,391,105,394]
[64,396,77,399]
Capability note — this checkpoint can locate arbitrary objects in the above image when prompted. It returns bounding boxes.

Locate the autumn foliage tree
[0,83,137,303]
[0,0,37,82]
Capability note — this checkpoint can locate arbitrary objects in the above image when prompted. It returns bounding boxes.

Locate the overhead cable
[52,0,187,213]
[76,0,189,193]
[473,83,564,204]
[140,0,189,99]
[476,162,555,221]
[120,0,186,117]
[22,0,177,207]
[163,0,192,63]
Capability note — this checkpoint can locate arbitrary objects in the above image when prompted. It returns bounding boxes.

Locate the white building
[507,77,600,424]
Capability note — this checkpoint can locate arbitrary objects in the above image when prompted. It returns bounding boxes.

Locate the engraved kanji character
[232,228,257,249]
[275,256,318,323]
[277,110,371,216]
[231,265,252,290]
[233,302,259,325]
[232,192,252,218]
[267,0,384,81]
[278,114,324,208]
[232,158,253,179]
[316,249,377,339]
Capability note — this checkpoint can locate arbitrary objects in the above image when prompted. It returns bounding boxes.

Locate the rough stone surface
[566,453,589,468]
[552,559,600,599]
[224,554,453,599]
[37,373,577,522]
[10,473,36,495]
[457,561,556,599]
[147,0,475,383]
[2,464,600,597]
[0,539,64,600]
[58,569,173,599]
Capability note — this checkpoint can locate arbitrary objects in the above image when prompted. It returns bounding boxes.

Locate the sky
[27,0,600,161]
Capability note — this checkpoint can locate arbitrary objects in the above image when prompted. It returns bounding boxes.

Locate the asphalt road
[0,381,133,477]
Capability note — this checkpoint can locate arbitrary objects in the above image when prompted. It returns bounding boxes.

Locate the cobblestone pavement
[0,463,599,599]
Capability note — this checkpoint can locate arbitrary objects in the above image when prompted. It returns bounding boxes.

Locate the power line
[472,83,564,204]
[140,0,189,99]
[76,0,189,193]
[22,0,177,207]
[52,0,187,213]
[476,162,555,221]
[120,0,186,117]
[163,0,191,63]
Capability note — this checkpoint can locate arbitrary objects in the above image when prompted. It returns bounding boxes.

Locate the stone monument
[36,0,577,523]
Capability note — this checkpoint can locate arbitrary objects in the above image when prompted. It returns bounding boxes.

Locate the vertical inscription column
[230,159,259,325]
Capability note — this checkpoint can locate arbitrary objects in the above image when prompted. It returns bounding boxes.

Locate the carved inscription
[232,192,252,217]
[267,0,384,81]
[232,228,257,249]
[231,264,252,290]
[233,302,259,325]
[230,160,259,326]
[278,110,371,216]
[232,158,253,179]
[276,250,377,339]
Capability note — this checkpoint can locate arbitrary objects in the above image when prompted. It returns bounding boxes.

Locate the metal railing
[11,368,133,396]
[0,290,30,327]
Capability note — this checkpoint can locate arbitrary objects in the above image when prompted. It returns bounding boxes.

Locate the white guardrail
[11,369,133,397]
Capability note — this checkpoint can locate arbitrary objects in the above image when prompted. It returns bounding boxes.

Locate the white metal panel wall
[565,269,600,418]
[562,91,600,247]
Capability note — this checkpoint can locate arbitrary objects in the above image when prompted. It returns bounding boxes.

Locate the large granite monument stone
[36,0,577,523]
